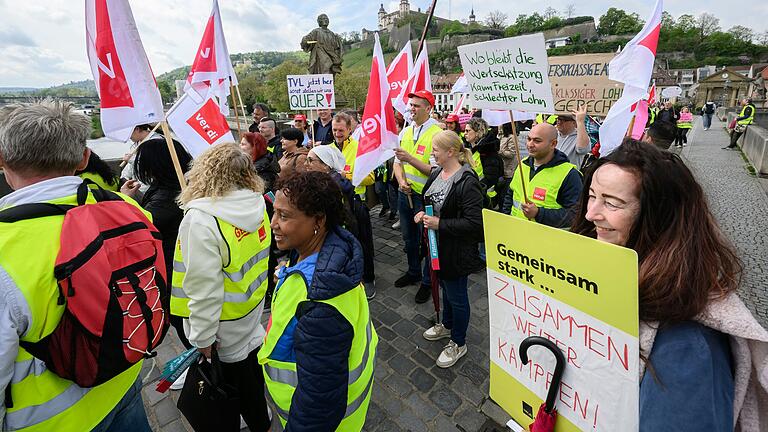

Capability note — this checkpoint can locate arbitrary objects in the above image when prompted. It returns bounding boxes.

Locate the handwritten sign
[547,53,624,117]
[457,34,554,112]
[483,210,639,432]
[661,86,683,99]
[287,74,335,110]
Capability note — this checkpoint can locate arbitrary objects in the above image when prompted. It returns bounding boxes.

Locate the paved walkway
[679,116,768,329]
[141,115,768,431]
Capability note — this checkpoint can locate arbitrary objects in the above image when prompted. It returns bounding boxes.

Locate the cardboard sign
[287,74,335,110]
[484,210,639,432]
[458,34,555,112]
[547,53,624,117]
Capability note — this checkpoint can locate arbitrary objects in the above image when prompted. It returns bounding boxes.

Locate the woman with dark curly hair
[258,171,378,431]
[572,139,768,431]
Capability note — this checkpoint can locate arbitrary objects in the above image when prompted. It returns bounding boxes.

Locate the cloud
[0,28,36,47]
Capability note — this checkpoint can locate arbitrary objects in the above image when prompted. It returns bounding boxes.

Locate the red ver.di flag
[86,0,163,142]
[393,44,432,117]
[166,94,235,158]
[184,0,238,115]
[386,43,413,105]
[352,33,399,187]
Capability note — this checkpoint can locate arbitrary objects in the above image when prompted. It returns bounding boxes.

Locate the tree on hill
[597,8,643,35]
[440,20,465,38]
[695,13,720,41]
[564,4,576,19]
[728,26,754,44]
[485,11,508,30]
[261,60,306,112]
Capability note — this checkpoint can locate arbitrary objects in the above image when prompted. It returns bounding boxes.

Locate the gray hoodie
[177,189,267,363]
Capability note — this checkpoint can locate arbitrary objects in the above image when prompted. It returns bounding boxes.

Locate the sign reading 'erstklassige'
[287,74,336,110]
[548,53,624,116]
[483,210,640,432]
[457,34,555,112]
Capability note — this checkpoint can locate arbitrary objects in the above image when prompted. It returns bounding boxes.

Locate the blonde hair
[432,130,475,168]
[178,142,264,205]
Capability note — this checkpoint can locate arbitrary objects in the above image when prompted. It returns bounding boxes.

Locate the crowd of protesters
[0,95,766,432]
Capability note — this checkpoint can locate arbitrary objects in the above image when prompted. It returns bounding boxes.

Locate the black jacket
[472,133,504,193]
[423,166,485,279]
[254,152,281,192]
[140,184,183,282]
[500,149,583,228]
[657,107,679,124]
[267,135,283,161]
[312,119,334,145]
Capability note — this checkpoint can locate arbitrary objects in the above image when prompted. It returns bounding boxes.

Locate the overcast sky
[1,0,766,88]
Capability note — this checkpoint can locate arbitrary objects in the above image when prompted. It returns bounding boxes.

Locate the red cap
[294,114,307,121]
[445,114,459,123]
[407,90,435,107]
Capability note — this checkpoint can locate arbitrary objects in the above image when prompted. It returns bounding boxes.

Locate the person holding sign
[500,123,583,228]
[415,130,484,368]
[393,90,443,303]
[572,139,768,431]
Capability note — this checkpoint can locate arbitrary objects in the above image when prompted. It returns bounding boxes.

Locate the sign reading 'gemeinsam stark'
[483,210,640,432]
[287,74,336,110]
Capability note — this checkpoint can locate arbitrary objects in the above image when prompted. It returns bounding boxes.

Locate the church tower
[378,3,386,30]
[469,7,476,24]
[399,0,410,18]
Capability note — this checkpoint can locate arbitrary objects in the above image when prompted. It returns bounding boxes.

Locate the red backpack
[0,181,170,388]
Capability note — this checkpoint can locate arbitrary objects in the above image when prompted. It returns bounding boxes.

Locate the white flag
[166,94,235,158]
[86,0,164,142]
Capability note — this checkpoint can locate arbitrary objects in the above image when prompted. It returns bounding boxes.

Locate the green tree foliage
[440,20,465,38]
[597,8,644,35]
[728,26,754,44]
[261,60,306,112]
[335,71,369,109]
[157,80,175,105]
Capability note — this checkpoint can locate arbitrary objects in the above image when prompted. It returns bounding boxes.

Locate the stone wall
[726,112,768,175]
[542,21,598,42]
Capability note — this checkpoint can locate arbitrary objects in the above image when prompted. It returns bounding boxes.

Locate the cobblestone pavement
[679,116,768,329]
[142,116,768,431]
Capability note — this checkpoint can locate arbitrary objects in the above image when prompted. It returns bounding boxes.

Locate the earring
[314,227,318,236]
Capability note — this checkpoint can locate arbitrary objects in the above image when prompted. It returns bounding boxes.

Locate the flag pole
[119,122,163,168]
[234,84,248,129]
[160,121,187,191]
[416,0,438,57]
[230,83,243,138]
[509,111,533,221]
[309,110,316,147]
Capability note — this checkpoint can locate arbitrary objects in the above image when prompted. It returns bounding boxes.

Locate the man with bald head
[501,123,583,228]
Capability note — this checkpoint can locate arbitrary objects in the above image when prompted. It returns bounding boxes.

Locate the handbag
[177,347,241,431]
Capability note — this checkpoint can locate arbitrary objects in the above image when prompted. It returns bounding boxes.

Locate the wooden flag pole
[415,0,438,57]
[309,110,316,147]
[230,83,243,138]
[234,84,248,127]
[509,111,530,204]
[119,122,162,168]
[160,121,187,191]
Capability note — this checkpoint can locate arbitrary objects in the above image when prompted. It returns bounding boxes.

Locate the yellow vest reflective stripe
[170,212,271,321]
[737,104,755,125]
[0,193,144,432]
[509,158,577,220]
[536,114,558,125]
[677,118,693,129]
[400,124,442,194]
[339,138,368,196]
[471,151,484,181]
[257,271,377,431]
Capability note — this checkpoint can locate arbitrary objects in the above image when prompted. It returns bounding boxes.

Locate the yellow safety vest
[677,116,693,129]
[400,123,442,194]
[337,138,374,196]
[257,265,377,431]
[648,107,657,125]
[171,211,271,321]
[0,193,145,432]
[509,157,577,221]
[737,104,756,125]
[77,172,119,191]
[536,114,558,125]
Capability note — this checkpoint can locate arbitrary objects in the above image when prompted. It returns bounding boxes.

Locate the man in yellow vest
[724,98,756,150]
[0,101,152,431]
[536,113,558,125]
[393,90,443,303]
[501,123,583,228]
[330,112,377,299]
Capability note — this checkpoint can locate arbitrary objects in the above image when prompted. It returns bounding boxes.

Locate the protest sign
[458,34,554,112]
[661,86,683,99]
[287,74,335,110]
[547,53,624,116]
[484,210,639,432]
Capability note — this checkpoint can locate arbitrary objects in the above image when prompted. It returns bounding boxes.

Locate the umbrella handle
[519,336,566,414]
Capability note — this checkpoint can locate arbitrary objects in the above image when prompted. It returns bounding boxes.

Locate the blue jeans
[703,113,713,128]
[398,191,430,286]
[441,276,470,347]
[91,378,152,432]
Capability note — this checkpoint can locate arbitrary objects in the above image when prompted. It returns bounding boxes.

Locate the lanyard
[413,124,425,143]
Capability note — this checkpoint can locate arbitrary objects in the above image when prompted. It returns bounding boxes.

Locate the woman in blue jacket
[572,139,768,431]
[258,172,378,431]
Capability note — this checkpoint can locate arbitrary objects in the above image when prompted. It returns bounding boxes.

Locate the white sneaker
[391,220,401,229]
[436,341,467,368]
[169,368,188,391]
[423,323,451,341]
[240,415,247,430]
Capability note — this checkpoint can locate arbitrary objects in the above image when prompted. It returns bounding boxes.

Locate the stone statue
[300,14,343,76]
